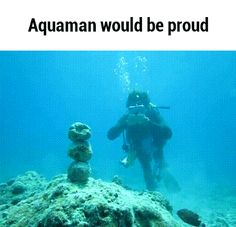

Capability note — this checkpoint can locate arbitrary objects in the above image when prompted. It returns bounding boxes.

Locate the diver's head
[126,90,150,108]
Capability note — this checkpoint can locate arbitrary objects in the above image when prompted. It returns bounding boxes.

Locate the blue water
[0,51,235,192]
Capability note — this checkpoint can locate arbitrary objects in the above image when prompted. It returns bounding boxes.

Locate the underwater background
[0,51,235,219]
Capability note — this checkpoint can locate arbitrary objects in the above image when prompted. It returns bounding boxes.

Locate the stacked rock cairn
[67,122,92,184]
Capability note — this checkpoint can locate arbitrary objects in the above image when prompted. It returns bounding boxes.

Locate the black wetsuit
[107,105,172,190]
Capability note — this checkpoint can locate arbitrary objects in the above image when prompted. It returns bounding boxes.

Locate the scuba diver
[107,90,179,191]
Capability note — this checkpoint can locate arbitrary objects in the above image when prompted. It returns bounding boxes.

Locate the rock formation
[67,122,92,183]
[0,172,181,227]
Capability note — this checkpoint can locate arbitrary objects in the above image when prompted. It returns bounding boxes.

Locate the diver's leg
[153,141,167,180]
[153,144,181,193]
[137,148,156,191]
[153,147,165,167]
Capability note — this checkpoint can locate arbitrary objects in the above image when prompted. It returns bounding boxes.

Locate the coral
[11,181,26,195]
[38,210,70,227]
[67,162,91,183]
[68,141,92,162]
[67,122,93,184]
[0,171,46,207]
[112,175,123,186]
[68,122,91,142]
[0,172,181,227]
[1,172,235,227]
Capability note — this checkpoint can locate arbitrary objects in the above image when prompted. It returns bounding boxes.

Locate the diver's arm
[148,107,165,127]
[149,108,172,142]
[107,115,127,140]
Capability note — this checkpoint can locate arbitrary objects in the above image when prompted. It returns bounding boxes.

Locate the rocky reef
[171,185,236,227]
[0,171,181,227]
